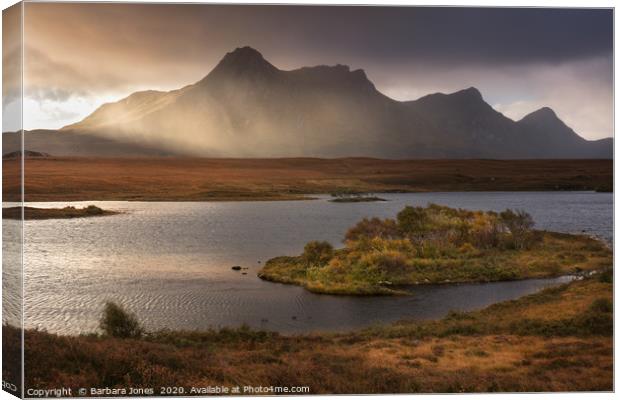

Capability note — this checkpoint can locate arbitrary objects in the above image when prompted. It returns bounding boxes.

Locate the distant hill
[6,46,612,159]
[2,129,173,157]
[2,150,50,159]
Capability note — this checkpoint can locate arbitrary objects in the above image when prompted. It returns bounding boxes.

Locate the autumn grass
[259,205,612,295]
[2,157,612,201]
[362,273,613,339]
[261,232,610,295]
[2,205,117,220]
[3,274,612,394]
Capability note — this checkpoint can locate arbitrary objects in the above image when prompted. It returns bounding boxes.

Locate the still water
[8,191,612,335]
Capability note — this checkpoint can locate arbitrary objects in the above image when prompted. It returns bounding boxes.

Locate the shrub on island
[259,204,612,295]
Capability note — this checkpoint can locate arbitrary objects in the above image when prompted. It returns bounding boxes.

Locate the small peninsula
[259,204,612,295]
[3,205,117,220]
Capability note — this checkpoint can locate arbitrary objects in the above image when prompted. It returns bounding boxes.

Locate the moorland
[1,157,612,202]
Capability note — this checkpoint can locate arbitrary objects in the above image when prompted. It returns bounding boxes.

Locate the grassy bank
[3,273,612,393]
[259,205,612,295]
[2,205,117,220]
[2,157,612,201]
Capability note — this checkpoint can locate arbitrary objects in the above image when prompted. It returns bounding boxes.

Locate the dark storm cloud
[341,7,613,66]
[26,4,613,73]
[234,6,613,67]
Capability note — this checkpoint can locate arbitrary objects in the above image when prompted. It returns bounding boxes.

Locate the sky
[3,3,614,140]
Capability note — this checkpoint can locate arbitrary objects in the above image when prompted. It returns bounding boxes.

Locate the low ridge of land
[2,157,612,202]
[3,205,117,220]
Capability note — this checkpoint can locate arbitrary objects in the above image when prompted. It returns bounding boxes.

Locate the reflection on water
[22,191,611,334]
[3,208,22,327]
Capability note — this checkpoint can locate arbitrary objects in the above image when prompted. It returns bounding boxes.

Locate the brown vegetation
[3,274,612,394]
[99,302,144,339]
[259,204,612,294]
[2,157,612,201]
[2,205,116,220]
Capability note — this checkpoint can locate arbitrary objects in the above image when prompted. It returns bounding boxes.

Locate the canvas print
[2,2,614,397]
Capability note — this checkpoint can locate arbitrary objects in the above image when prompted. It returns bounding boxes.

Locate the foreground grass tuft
[100,302,144,339]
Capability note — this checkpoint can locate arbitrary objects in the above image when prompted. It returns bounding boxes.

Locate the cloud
[3,3,22,132]
[23,95,117,131]
[492,57,613,140]
[24,46,131,100]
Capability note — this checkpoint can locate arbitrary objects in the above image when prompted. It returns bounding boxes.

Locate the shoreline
[4,272,612,392]
[257,265,597,296]
[14,274,579,337]
[2,205,118,220]
[6,188,612,204]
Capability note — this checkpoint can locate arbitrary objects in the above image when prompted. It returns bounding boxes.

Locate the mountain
[516,107,613,158]
[15,46,613,159]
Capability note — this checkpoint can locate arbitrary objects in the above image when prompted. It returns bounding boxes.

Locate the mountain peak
[223,46,265,63]
[413,86,489,112]
[454,86,483,100]
[530,107,557,118]
[206,46,278,80]
[520,107,560,124]
[418,86,484,102]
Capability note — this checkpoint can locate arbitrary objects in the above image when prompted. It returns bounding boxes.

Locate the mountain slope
[405,87,525,158]
[2,129,172,157]
[42,46,613,158]
[516,107,613,158]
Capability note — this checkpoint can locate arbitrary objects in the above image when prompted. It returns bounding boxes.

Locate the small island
[329,191,387,203]
[259,204,612,295]
[3,205,118,220]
